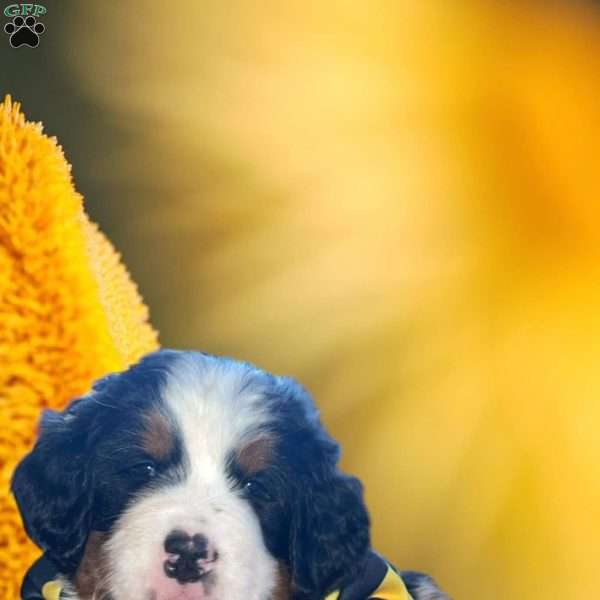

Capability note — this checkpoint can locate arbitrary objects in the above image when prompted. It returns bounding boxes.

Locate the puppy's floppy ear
[289,472,370,597]
[11,408,94,575]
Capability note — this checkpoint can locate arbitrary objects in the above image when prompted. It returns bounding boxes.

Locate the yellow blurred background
[3,0,600,597]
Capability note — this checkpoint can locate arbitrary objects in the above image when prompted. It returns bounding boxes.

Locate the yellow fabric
[371,566,413,600]
[41,581,62,600]
[0,96,159,600]
[324,565,413,600]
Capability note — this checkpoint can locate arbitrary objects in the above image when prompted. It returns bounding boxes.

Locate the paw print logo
[4,15,45,48]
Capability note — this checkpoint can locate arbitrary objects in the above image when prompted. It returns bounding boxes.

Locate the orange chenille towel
[0,96,159,600]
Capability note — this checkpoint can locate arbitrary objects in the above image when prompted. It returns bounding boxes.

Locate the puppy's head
[12,350,369,600]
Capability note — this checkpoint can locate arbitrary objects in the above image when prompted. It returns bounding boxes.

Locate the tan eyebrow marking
[236,436,274,475]
[141,410,174,460]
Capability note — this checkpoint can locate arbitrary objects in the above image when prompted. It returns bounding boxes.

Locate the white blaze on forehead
[163,353,273,478]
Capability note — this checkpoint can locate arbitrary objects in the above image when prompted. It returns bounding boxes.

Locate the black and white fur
[12,350,448,600]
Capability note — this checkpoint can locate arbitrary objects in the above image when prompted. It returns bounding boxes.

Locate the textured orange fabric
[0,96,159,600]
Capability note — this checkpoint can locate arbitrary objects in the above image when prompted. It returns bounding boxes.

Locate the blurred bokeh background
[3,0,600,597]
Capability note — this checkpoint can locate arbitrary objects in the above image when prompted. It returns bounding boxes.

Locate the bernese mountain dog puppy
[12,350,449,600]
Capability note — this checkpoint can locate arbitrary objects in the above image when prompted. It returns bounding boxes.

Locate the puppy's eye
[243,479,273,502]
[128,461,157,480]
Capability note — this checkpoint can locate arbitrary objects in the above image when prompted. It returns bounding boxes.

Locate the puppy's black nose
[164,530,208,559]
[163,530,216,584]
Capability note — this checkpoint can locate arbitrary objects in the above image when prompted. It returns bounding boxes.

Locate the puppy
[13,350,449,600]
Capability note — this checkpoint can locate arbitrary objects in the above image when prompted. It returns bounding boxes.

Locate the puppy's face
[12,351,370,600]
